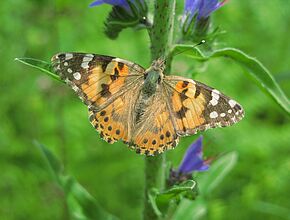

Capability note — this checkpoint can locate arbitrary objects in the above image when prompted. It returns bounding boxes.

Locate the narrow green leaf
[171,45,290,115]
[36,142,118,220]
[62,176,118,220]
[172,199,207,220]
[148,189,163,217]
[35,141,63,184]
[15,57,63,83]
[254,201,290,220]
[198,152,238,196]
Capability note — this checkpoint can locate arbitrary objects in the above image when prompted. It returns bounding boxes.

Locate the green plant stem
[143,1,176,220]
[150,0,175,61]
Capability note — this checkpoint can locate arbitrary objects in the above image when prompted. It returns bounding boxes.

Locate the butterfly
[51,53,244,156]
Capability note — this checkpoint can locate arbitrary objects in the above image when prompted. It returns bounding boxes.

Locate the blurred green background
[0,0,289,219]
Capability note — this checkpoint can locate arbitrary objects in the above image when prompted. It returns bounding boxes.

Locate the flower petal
[198,0,227,18]
[90,0,131,13]
[178,136,206,173]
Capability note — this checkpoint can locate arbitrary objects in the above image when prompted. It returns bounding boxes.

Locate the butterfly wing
[51,53,144,110]
[88,82,142,144]
[132,86,179,156]
[51,52,145,143]
[163,76,244,135]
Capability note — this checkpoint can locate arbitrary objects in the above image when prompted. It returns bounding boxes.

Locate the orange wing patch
[88,82,141,145]
[89,97,129,144]
[51,53,143,109]
[80,61,130,107]
[164,76,244,135]
[132,89,179,156]
[170,80,206,134]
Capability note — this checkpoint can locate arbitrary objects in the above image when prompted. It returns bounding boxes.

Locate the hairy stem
[143,1,176,220]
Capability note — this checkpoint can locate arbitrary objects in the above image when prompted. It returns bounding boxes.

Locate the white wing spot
[228,109,232,113]
[83,56,93,62]
[80,56,94,69]
[65,53,73,60]
[113,58,124,63]
[229,99,237,108]
[81,56,94,69]
[64,62,68,66]
[81,62,89,68]
[210,99,218,106]
[73,72,81,80]
[86,54,94,58]
[220,113,226,117]
[210,90,220,106]
[209,111,218,119]
[71,84,78,91]
[212,89,220,95]
[67,68,73,73]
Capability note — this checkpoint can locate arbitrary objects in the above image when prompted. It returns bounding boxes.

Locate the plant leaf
[172,199,207,220]
[35,142,118,220]
[62,176,118,220]
[198,152,238,196]
[149,180,197,215]
[15,57,63,83]
[254,201,290,220]
[171,45,290,115]
[35,141,63,184]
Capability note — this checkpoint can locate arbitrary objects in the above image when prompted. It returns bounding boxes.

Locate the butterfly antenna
[174,40,206,57]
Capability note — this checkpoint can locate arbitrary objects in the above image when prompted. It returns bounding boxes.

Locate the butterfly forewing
[51,52,145,145]
[51,53,144,110]
[163,76,244,135]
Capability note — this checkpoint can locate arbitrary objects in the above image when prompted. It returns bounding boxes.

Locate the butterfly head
[144,58,165,82]
[150,58,166,73]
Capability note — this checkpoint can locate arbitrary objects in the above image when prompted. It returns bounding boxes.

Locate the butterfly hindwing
[163,76,244,135]
[132,86,179,156]
[88,82,142,144]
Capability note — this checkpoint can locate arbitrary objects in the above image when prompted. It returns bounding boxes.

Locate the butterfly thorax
[134,59,165,123]
[142,59,165,96]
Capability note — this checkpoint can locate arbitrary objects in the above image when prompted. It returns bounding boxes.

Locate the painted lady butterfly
[51,53,244,156]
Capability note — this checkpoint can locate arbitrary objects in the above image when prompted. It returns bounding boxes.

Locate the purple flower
[167,136,210,186]
[90,0,149,39]
[182,0,227,39]
[90,0,145,16]
[178,136,209,173]
[184,0,227,20]
[90,0,130,12]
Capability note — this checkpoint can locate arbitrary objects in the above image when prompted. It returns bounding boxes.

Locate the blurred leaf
[148,189,163,217]
[62,176,118,220]
[171,45,290,115]
[36,142,118,220]
[35,141,63,184]
[198,152,238,196]
[254,201,290,220]
[15,57,63,83]
[149,180,197,216]
[172,199,207,220]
